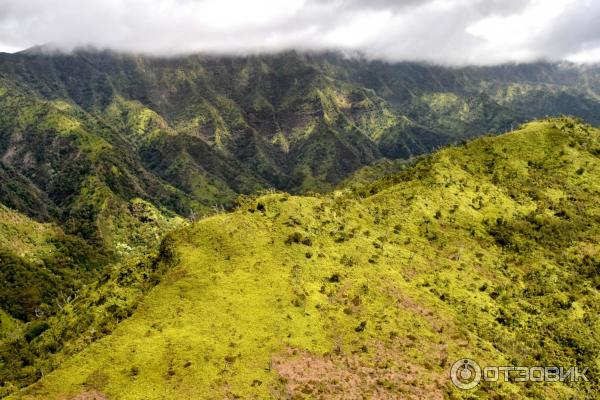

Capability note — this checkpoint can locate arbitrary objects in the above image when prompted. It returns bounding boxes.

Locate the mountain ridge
[3,117,600,399]
[3,50,600,235]
[3,48,600,397]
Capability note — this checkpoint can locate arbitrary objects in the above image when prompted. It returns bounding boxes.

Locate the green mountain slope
[0,203,107,321]
[0,170,185,394]
[3,50,600,217]
[12,118,600,399]
[3,50,600,254]
[0,200,183,395]
[3,49,600,398]
[0,75,191,253]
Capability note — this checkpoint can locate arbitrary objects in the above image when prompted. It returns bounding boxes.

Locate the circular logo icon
[450,358,481,390]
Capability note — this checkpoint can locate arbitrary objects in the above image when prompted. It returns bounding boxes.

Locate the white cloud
[467,0,570,45]
[0,0,598,64]
[0,43,23,53]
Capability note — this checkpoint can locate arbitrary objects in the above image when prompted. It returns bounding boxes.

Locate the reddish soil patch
[69,390,109,400]
[272,347,446,399]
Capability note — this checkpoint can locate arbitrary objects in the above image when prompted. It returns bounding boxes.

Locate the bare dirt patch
[69,390,109,400]
[272,346,446,399]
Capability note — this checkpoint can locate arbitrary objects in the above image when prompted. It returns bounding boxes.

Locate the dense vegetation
[2,50,600,223]
[2,49,600,398]
[4,118,598,399]
[2,49,600,253]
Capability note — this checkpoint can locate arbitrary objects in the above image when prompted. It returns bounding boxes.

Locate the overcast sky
[0,0,599,64]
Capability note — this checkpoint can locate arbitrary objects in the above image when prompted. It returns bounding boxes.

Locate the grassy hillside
[10,118,600,399]
[0,204,108,320]
[0,198,185,395]
[0,310,20,341]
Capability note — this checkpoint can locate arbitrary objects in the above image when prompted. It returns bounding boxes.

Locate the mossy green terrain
[0,169,184,394]
[0,204,62,259]
[0,221,181,396]
[0,203,107,319]
[8,118,599,399]
[3,49,600,399]
[0,310,20,341]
